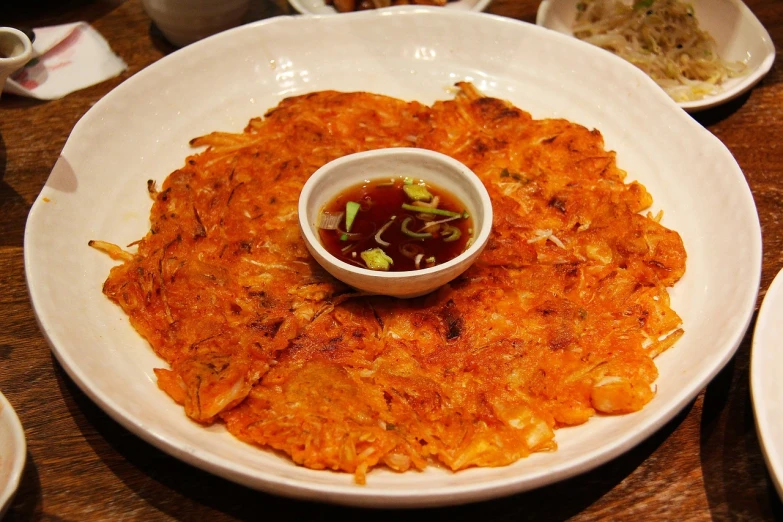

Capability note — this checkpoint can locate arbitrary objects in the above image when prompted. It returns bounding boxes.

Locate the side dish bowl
[141,0,250,47]
[287,0,492,15]
[0,391,26,518]
[298,148,492,298]
[535,0,776,112]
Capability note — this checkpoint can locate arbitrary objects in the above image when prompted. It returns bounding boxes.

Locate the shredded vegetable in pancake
[573,0,746,102]
[92,83,686,483]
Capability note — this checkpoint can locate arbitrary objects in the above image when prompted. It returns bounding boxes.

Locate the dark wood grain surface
[1,0,782,519]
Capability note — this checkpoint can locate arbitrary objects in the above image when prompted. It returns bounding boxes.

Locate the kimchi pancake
[95,83,685,483]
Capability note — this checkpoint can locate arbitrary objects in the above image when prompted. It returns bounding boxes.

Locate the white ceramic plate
[0,392,26,518]
[536,0,776,112]
[288,0,491,15]
[752,268,783,500]
[25,7,761,507]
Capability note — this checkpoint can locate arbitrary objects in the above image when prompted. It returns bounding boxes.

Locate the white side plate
[0,392,25,518]
[24,7,761,507]
[536,0,776,112]
[752,268,783,500]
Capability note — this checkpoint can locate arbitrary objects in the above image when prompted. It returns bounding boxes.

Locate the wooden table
[1,0,781,519]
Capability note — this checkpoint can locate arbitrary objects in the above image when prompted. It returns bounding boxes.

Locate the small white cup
[298,148,493,298]
[0,27,33,100]
[142,0,250,47]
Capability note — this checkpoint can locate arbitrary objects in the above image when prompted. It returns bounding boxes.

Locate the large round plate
[751,268,783,500]
[24,7,761,508]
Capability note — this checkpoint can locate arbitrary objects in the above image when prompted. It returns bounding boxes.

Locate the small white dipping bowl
[298,148,492,298]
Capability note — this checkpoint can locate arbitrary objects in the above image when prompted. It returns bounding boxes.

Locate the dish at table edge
[287,0,492,15]
[751,268,783,501]
[0,391,26,518]
[23,7,761,507]
[535,0,776,112]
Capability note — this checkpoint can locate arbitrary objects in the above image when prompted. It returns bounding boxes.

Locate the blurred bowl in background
[0,27,33,99]
[142,0,250,47]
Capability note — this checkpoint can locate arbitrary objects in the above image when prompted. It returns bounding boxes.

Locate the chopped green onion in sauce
[317,176,474,272]
[361,248,394,271]
[345,201,361,232]
[401,217,433,239]
[402,184,433,202]
[442,225,462,242]
[400,203,464,219]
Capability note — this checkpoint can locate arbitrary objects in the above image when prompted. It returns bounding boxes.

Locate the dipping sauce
[317,177,474,272]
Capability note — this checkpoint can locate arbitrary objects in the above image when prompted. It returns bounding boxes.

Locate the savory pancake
[91,83,685,483]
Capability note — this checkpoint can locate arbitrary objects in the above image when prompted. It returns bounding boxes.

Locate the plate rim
[23,6,762,507]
